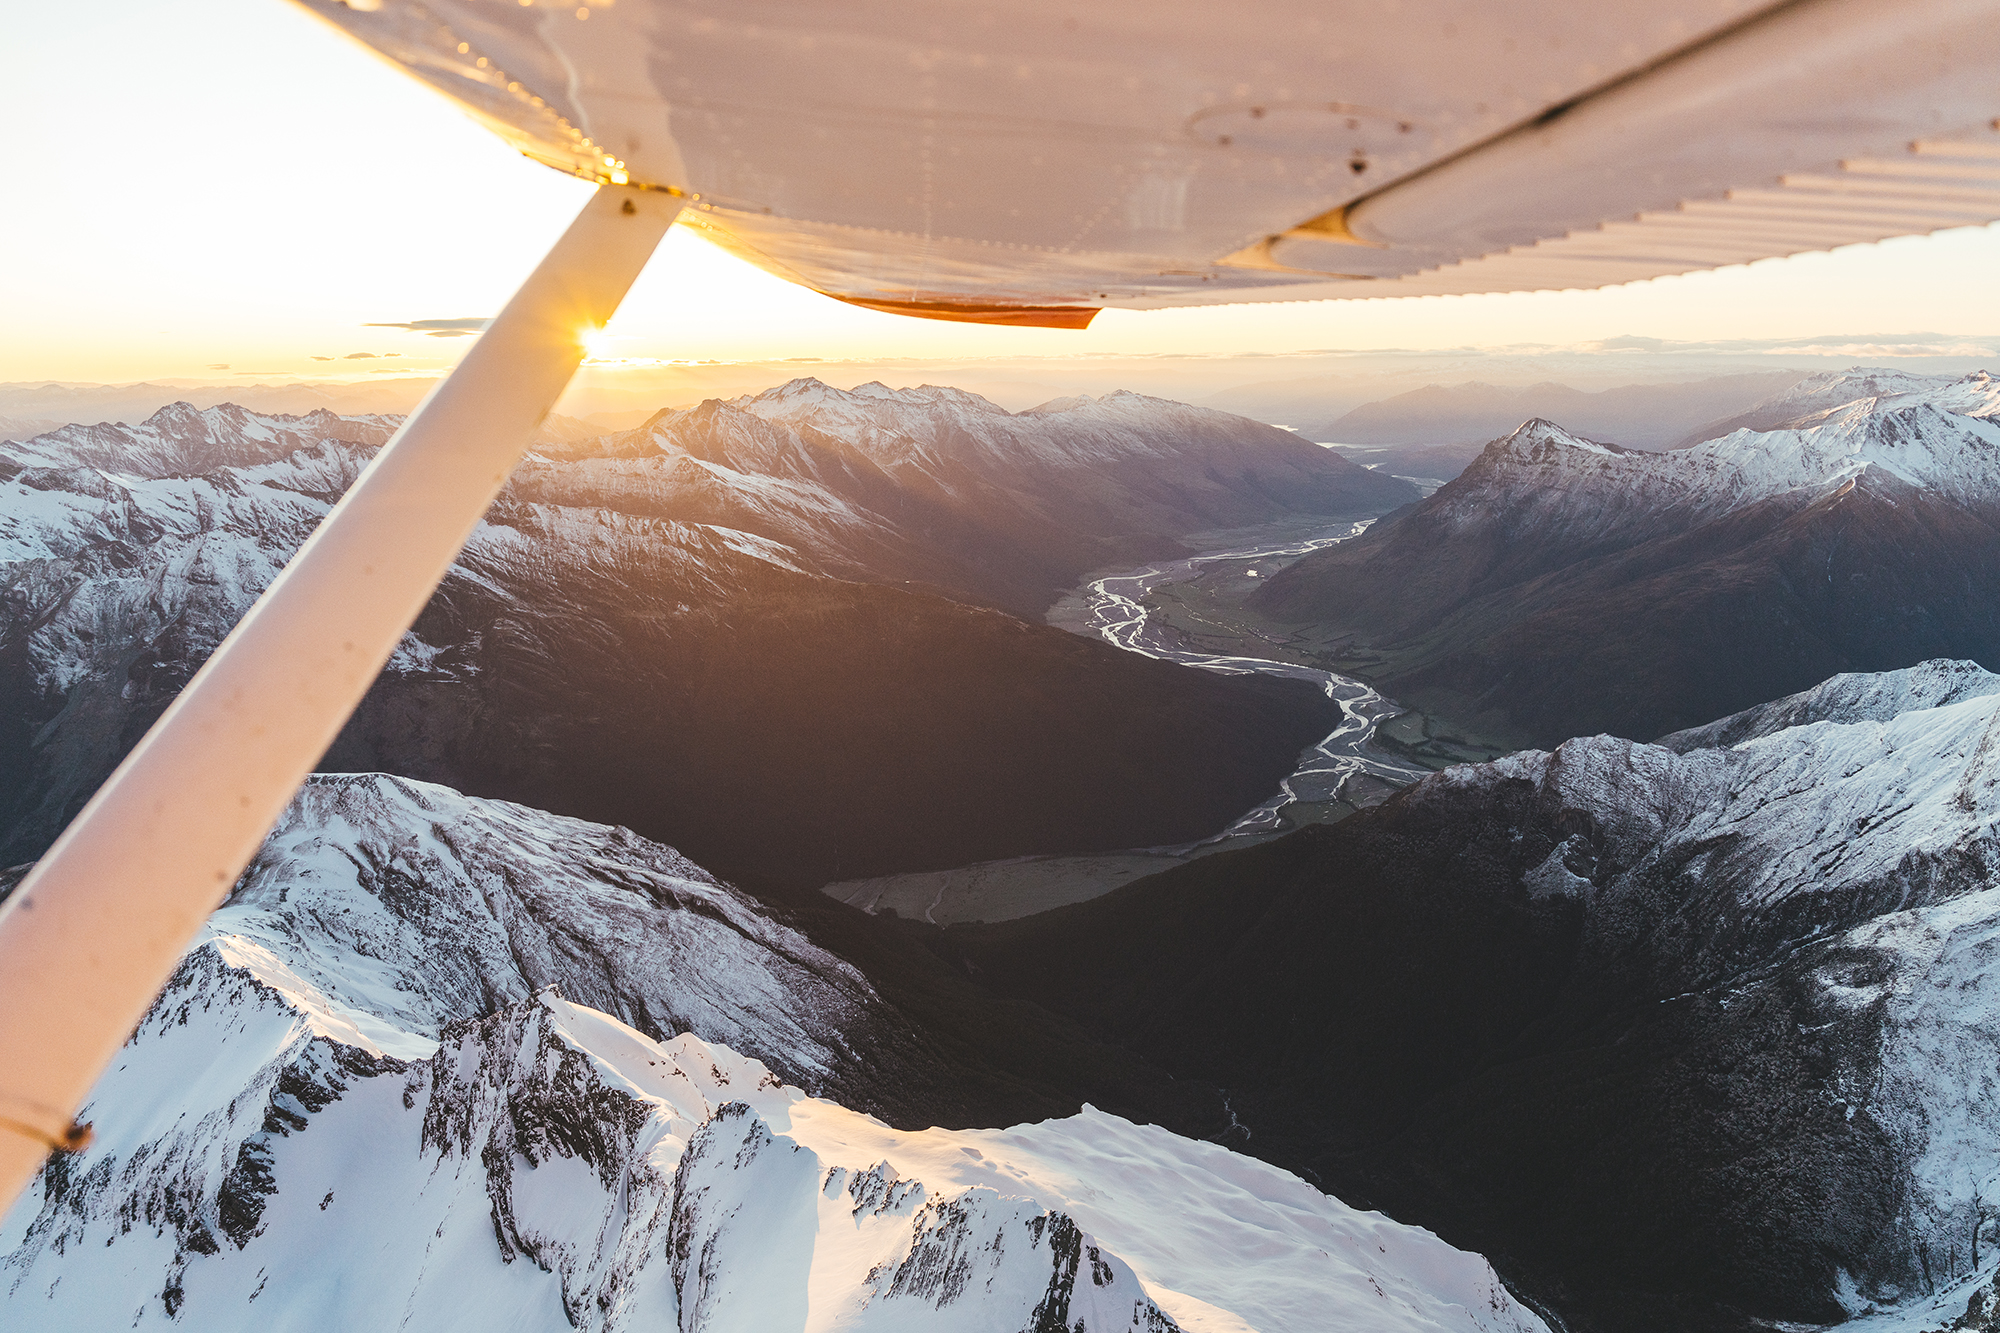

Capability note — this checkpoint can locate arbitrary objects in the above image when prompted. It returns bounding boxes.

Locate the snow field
[1,774,1550,1333]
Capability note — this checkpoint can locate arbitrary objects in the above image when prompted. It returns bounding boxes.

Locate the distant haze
[5,336,1995,439]
[1313,372,1809,450]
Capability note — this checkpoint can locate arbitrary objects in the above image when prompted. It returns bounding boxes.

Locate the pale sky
[6,0,1999,386]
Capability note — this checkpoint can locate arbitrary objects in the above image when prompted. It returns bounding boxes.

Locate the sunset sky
[6,0,2000,387]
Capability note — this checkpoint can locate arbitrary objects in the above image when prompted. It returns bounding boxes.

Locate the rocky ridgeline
[948,659,2000,1331]
[0,774,1545,1333]
[1250,368,2000,746]
[0,393,1354,888]
[518,377,1417,614]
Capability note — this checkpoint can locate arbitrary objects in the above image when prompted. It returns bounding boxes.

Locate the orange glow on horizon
[2,0,1998,387]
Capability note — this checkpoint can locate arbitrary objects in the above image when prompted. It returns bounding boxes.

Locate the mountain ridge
[526,376,1419,616]
[0,771,1549,1333]
[945,660,2000,1332]
[0,391,1353,888]
[1250,369,2000,745]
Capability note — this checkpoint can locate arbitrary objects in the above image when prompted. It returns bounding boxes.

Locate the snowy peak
[735,376,1005,412]
[1747,366,2000,430]
[726,377,1013,445]
[1680,364,2000,443]
[1489,417,1627,460]
[1021,393,1096,414]
[226,773,882,1079]
[140,400,206,432]
[0,775,1549,1333]
[533,380,1405,534]
[1250,365,2000,747]
[1658,658,2000,752]
[0,402,399,479]
[524,379,1414,590]
[1432,368,2000,525]
[667,1100,1184,1333]
[1442,419,1647,519]
[1407,414,1707,547]
[1775,366,1961,413]
[1468,673,2000,936]
[1037,386,1236,423]
[729,374,868,413]
[1696,384,2000,506]
[719,376,1340,477]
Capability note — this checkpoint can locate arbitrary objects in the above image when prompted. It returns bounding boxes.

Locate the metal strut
[0,185,683,1213]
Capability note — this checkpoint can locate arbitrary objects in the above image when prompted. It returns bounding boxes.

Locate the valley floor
[819,841,1253,927]
[1136,576,1523,765]
[1049,520,1523,772]
[829,515,1517,927]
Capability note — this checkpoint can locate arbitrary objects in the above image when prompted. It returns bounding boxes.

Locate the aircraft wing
[304,0,2000,325]
[8,0,2000,1217]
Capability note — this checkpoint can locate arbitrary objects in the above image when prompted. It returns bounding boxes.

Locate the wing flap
[1316,130,2000,300]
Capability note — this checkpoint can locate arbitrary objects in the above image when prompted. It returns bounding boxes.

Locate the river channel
[824,520,1438,925]
[1072,520,1431,843]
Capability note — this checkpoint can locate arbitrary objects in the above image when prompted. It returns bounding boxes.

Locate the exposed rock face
[949,662,2000,1333]
[219,773,883,1086]
[1251,370,2000,746]
[0,395,1346,887]
[0,775,1544,1333]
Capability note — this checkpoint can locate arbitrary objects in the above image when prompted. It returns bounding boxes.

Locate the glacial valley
[12,370,2000,1333]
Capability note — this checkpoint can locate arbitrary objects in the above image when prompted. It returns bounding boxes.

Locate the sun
[580,325,614,360]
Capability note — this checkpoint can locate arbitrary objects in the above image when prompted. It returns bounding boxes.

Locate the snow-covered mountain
[520,378,1418,615]
[949,659,2000,1331]
[218,774,884,1081]
[0,773,1547,1333]
[1657,657,2000,752]
[0,402,402,477]
[0,412,806,863]
[1251,369,2000,745]
[1675,366,1991,447]
[0,397,1342,887]
[1365,369,2000,553]
[731,378,1334,481]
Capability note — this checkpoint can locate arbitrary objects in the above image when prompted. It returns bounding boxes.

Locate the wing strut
[0,184,683,1213]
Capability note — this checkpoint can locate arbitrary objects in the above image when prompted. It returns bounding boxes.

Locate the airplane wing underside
[11,0,2000,1223]
[301,0,2000,324]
